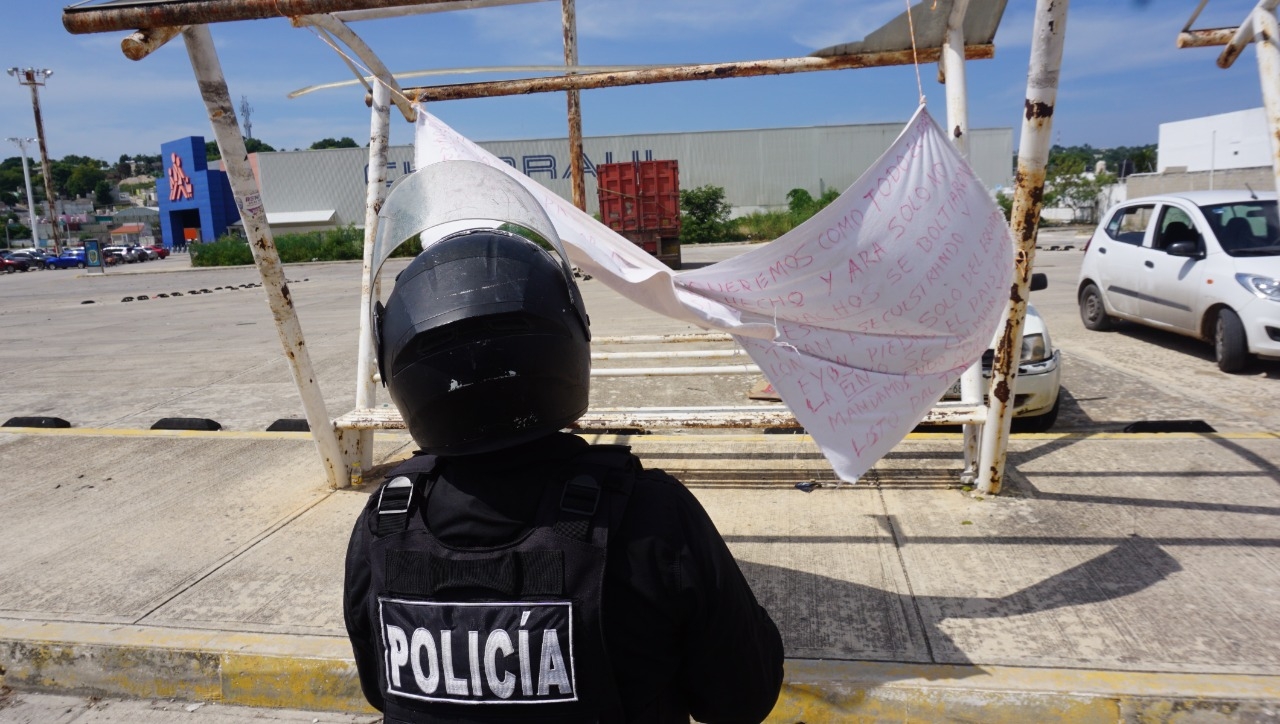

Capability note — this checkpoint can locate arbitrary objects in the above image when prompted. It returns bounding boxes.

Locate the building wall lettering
[362,151,654,189]
[364,160,414,188]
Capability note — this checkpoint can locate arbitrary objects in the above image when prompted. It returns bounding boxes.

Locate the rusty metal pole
[940,0,982,484]
[182,24,346,489]
[402,46,994,102]
[8,69,62,252]
[1215,0,1279,69]
[975,0,1068,496]
[350,80,393,485]
[1252,7,1280,198]
[562,0,585,210]
[1176,0,1279,197]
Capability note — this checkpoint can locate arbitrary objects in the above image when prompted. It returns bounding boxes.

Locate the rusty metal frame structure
[1177,0,1280,199]
[62,0,1068,494]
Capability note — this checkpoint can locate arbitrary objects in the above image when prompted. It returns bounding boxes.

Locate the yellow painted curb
[3,619,1279,720]
[0,619,374,714]
[770,660,1280,723]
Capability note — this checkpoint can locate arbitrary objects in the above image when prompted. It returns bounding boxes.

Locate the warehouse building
[163,121,1013,244]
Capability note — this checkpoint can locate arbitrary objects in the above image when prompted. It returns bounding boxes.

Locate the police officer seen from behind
[344,162,784,724]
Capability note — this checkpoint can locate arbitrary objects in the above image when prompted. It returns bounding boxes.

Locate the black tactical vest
[366,446,637,724]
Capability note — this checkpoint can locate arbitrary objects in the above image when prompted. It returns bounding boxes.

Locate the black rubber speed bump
[151,417,222,431]
[4,416,71,428]
[1123,420,1216,433]
[266,418,310,432]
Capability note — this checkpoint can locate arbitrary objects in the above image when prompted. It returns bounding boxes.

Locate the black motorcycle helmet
[375,227,591,456]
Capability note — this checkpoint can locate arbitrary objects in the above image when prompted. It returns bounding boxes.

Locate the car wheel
[1214,308,1250,373]
[1079,283,1114,331]
[1012,392,1061,433]
[4,266,13,274]
[76,261,86,269]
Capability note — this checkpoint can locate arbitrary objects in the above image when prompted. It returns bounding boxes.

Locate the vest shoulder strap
[374,454,438,537]
[551,444,637,541]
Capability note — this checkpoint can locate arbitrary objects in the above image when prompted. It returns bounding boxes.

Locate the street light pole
[6,138,39,248]
[8,67,61,252]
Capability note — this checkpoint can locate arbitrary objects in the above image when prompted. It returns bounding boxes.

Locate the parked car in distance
[145,245,169,259]
[133,245,158,260]
[9,249,50,269]
[942,272,1062,432]
[104,245,140,263]
[1078,190,1280,372]
[0,251,32,272]
[44,249,88,269]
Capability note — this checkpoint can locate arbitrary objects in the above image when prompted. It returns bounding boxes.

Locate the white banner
[414,105,1013,482]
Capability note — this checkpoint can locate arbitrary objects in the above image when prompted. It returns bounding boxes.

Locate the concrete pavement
[2,239,1280,722]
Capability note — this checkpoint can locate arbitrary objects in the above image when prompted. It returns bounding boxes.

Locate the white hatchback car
[942,273,1062,432]
[1078,190,1280,372]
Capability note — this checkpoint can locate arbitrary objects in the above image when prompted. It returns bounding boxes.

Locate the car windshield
[1200,200,1280,256]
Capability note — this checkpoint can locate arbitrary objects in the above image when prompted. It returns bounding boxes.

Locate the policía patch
[379,597,577,705]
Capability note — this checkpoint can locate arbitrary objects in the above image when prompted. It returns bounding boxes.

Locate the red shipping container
[596,160,681,234]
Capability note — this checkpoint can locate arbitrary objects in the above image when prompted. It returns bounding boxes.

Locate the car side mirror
[1030,272,1048,292]
[1166,241,1204,259]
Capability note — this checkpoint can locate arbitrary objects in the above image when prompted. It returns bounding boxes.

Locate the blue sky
[1,1,1270,162]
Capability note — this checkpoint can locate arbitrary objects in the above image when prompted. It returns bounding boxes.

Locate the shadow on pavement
[736,536,1180,678]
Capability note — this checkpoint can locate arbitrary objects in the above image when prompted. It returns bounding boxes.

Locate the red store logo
[168,153,194,201]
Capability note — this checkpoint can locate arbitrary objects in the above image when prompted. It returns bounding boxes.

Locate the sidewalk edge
[3,619,1279,720]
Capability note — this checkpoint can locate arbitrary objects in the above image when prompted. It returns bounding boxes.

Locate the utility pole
[6,137,39,248]
[8,67,61,252]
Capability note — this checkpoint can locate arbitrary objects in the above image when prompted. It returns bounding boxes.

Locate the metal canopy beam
[400,45,995,103]
[1178,0,1280,212]
[813,0,1007,56]
[62,0,540,34]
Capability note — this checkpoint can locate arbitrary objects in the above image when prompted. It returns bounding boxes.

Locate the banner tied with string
[413,104,1014,482]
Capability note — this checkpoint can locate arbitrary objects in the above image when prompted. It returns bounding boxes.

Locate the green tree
[1046,158,1117,224]
[66,164,106,198]
[995,190,1013,222]
[206,137,276,161]
[131,154,162,175]
[309,137,359,150]
[786,188,816,220]
[94,180,114,207]
[786,187,842,225]
[679,185,733,245]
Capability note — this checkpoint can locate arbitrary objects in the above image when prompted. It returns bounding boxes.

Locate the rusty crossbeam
[399,45,995,103]
[63,0,473,34]
[1176,27,1243,49]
